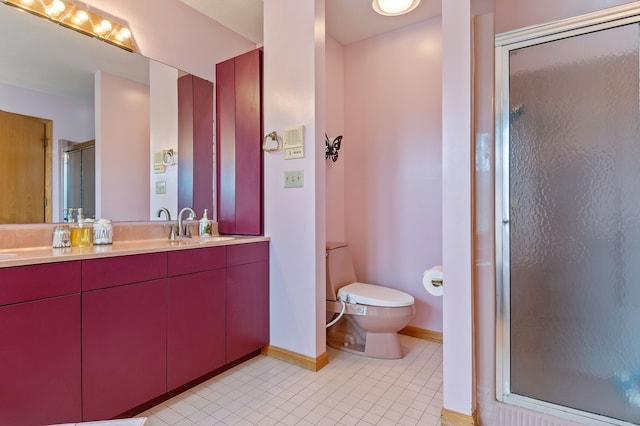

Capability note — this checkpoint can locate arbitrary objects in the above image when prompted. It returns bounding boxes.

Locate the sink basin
[194,236,235,245]
[207,236,235,242]
[167,236,235,246]
[0,253,17,260]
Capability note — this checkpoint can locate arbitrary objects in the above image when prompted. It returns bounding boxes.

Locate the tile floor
[141,335,443,426]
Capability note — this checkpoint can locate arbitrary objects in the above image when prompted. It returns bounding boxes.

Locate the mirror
[0,3,202,224]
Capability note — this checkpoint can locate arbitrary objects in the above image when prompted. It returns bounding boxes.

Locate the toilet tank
[326,242,357,301]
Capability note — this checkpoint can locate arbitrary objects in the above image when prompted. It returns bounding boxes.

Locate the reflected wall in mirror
[0,2,213,224]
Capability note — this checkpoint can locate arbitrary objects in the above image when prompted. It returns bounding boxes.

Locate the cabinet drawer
[0,261,80,306]
[82,253,167,291]
[167,246,226,276]
[227,241,269,267]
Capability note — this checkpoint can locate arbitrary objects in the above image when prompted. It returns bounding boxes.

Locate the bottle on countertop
[70,208,92,247]
[199,209,212,237]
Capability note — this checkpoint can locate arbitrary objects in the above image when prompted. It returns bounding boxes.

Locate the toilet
[326,242,415,359]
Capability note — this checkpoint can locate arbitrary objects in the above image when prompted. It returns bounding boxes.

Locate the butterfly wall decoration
[325,134,343,162]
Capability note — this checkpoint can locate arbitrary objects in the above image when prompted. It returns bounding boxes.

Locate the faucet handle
[184,222,192,238]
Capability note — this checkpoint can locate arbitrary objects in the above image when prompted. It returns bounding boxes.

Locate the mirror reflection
[0,3,203,224]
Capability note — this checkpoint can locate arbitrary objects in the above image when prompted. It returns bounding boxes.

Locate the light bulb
[52,0,65,13]
[72,10,88,24]
[119,28,131,39]
[100,19,112,32]
[20,0,34,5]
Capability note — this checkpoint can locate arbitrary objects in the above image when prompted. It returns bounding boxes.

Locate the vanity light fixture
[2,0,137,52]
[372,0,421,16]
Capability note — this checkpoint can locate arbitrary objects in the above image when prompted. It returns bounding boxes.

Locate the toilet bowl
[326,242,415,359]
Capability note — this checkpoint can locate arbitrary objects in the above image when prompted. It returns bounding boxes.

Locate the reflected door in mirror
[0,110,52,223]
[63,140,95,221]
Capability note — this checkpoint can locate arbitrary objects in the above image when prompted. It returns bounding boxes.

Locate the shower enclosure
[63,140,95,221]
[496,4,640,425]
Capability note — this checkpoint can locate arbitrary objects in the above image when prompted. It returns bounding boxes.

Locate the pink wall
[343,19,443,332]
[325,35,345,243]
[149,61,179,221]
[442,0,474,417]
[95,72,150,221]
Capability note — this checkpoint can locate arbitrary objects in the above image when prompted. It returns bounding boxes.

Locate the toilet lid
[338,282,415,307]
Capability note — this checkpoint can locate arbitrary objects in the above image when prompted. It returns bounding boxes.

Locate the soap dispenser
[70,208,92,247]
[199,209,212,237]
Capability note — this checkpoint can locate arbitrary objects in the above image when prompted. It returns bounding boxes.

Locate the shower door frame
[495,3,640,424]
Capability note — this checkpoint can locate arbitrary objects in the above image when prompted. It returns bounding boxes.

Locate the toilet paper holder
[431,279,443,287]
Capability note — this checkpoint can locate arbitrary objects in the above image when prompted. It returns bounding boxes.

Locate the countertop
[0,235,270,268]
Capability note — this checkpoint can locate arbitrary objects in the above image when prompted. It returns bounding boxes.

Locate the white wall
[263,0,327,358]
[342,19,444,332]
[0,82,94,222]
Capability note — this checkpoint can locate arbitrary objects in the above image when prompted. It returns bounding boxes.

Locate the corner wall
[263,0,326,359]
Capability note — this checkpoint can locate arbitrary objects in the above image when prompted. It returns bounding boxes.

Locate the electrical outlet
[155,180,167,194]
[284,170,304,188]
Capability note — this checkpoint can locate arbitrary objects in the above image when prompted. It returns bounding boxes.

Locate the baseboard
[261,345,329,372]
[441,408,479,426]
[399,325,443,343]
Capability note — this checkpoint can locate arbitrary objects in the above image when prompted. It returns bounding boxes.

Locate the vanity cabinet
[167,247,226,390]
[216,48,263,236]
[0,262,81,426]
[0,240,269,425]
[81,254,168,421]
[226,241,269,362]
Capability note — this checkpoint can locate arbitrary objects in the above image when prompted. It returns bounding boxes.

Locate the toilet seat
[338,282,414,308]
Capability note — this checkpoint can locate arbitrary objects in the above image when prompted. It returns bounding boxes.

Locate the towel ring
[263,131,281,152]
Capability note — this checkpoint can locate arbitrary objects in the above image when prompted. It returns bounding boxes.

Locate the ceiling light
[372,0,421,16]
[2,0,137,52]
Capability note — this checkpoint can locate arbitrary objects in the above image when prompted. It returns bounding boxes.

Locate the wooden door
[0,110,52,223]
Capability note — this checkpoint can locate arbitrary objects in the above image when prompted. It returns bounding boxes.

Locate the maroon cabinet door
[82,279,167,421]
[216,48,263,235]
[0,295,81,426]
[167,269,226,390]
[226,242,269,362]
[178,73,214,214]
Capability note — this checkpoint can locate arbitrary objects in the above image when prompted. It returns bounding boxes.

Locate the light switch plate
[284,170,304,188]
[155,180,167,194]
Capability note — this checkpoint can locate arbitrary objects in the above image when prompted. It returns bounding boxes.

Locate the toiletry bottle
[70,208,92,247]
[199,209,211,237]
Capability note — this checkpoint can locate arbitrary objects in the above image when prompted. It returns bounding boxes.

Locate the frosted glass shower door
[506,23,640,423]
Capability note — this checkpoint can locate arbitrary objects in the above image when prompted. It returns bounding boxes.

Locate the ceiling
[178,0,442,45]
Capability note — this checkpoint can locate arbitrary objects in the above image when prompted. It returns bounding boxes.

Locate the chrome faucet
[177,207,196,237]
[156,207,171,221]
